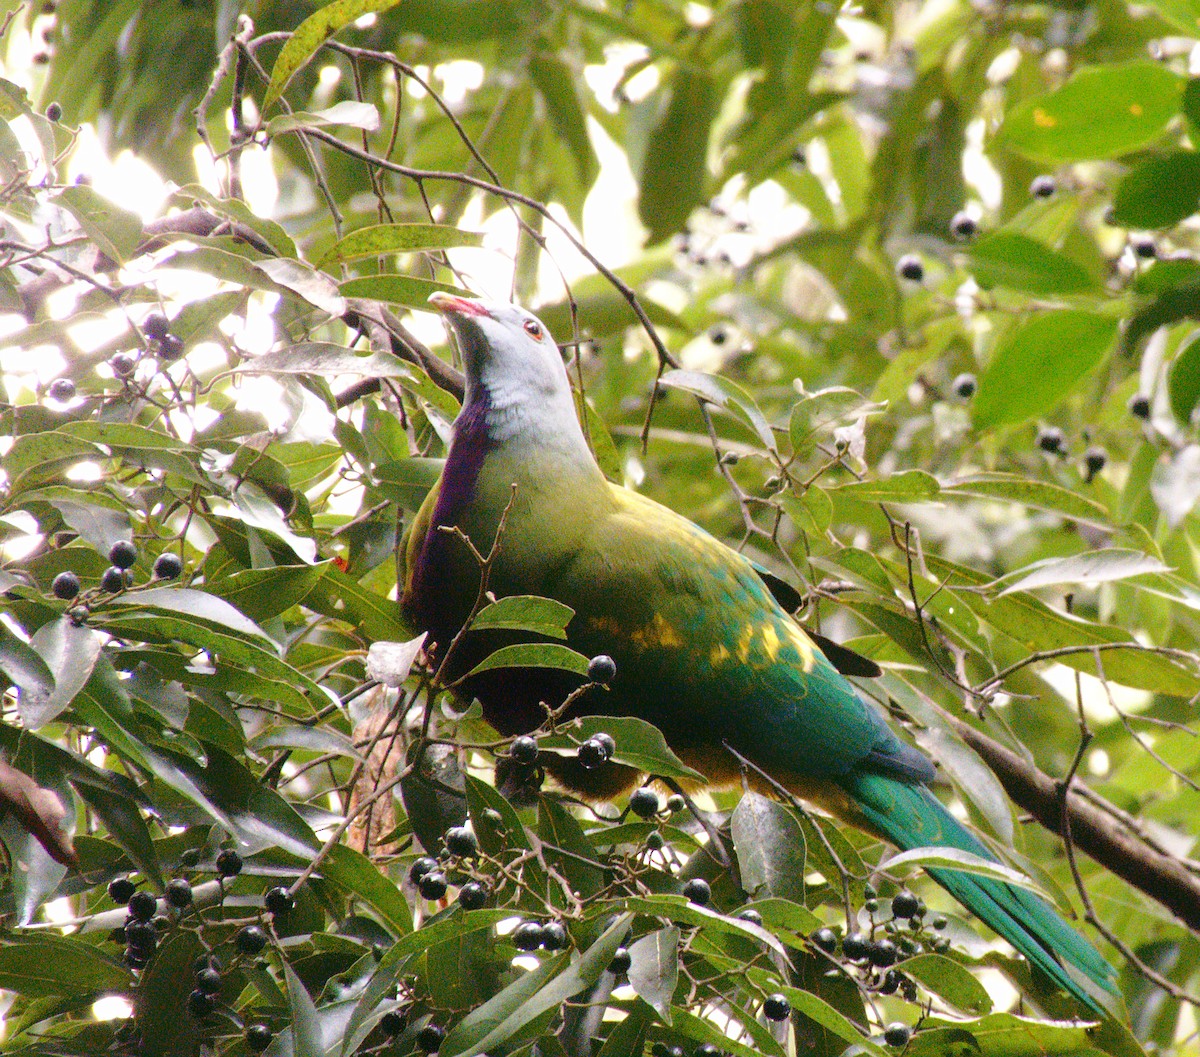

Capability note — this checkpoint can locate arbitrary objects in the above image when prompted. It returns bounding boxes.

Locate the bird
[400,291,1121,1017]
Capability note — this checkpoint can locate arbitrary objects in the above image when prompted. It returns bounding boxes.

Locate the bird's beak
[428,291,489,317]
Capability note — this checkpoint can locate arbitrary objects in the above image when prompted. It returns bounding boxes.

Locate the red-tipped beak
[428,291,488,316]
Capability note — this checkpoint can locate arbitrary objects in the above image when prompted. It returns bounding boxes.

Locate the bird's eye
[523,319,543,340]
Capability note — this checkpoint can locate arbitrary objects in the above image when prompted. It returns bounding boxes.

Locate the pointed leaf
[731,791,809,905]
[897,953,993,1015]
[973,312,1117,429]
[967,233,1095,295]
[339,274,476,308]
[460,642,590,679]
[21,618,102,729]
[317,223,483,267]
[537,716,704,782]
[627,926,679,1022]
[110,586,274,642]
[880,847,1048,896]
[1000,61,1184,162]
[266,100,380,136]
[470,595,574,639]
[659,369,777,452]
[994,549,1169,596]
[0,934,129,997]
[1168,331,1200,425]
[1112,150,1200,228]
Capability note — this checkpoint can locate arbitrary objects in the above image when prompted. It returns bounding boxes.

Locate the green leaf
[638,65,720,243]
[54,185,143,264]
[202,563,327,624]
[1168,331,1200,425]
[730,791,809,905]
[266,100,380,136]
[263,0,405,109]
[460,642,590,679]
[21,617,102,729]
[942,472,1111,527]
[967,233,1095,295]
[1112,151,1200,228]
[470,595,574,639]
[659,369,777,453]
[973,311,1118,429]
[831,470,941,503]
[993,549,1169,596]
[881,846,1048,894]
[905,1012,1096,1056]
[0,934,129,997]
[137,931,204,1057]
[0,623,55,710]
[1139,0,1200,34]
[774,984,887,1056]
[109,586,274,642]
[339,274,476,308]
[46,497,131,557]
[316,223,484,267]
[442,915,632,1057]
[529,52,599,190]
[239,343,417,380]
[627,926,679,1021]
[897,953,993,1015]
[999,61,1184,162]
[537,716,704,782]
[282,956,325,1057]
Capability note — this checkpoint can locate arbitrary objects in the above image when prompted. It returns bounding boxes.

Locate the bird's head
[429,292,570,414]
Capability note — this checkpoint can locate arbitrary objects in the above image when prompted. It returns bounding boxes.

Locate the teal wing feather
[552,485,930,783]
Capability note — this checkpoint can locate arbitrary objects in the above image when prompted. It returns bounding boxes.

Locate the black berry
[143,314,170,341]
[868,938,899,967]
[577,737,609,770]
[880,968,903,994]
[186,989,214,1018]
[812,926,838,953]
[444,826,478,857]
[124,920,156,952]
[608,946,632,974]
[737,908,763,926]
[108,877,136,904]
[896,254,924,282]
[512,921,544,951]
[109,353,136,378]
[101,566,125,593]
[236,925,268,954]
[950,211,978,240]
[1083,445,1107,482]
[884,1023,912,1048]
[124,949,148,970]
[246,1024,274,1052]
[264,886,295,915]
[418,871,447,900]
[52,571,80,600]
[195,966,222,995]
[629,788,660,818]
[215,849,242,878]
[510,735,539,765]
[458,881,488,910]
[109,540,137,569]
[666,794,686,813]
[153,552,183,579]
[380,1011,405,1035]
[408,857,438,884]
[931,915,948,930]
[416,1023,445,1052]
[645,830,665,851]
[891,889,920,919]
[763,993,791,1021]
[1131,235,1157,259]
[1030,174,1057,198]
[587,654,616,683]
[709,326,728,346]
[694,1046,722,1057]
[682,878,711,906]
[952,372,976,399]
[179,848,201,867]
[158,334,185,361]
[541,921,568,950]
[842,931,870,962]
[165,878,193,908]
[593,732,616,755]
[127,890,157,922]
[1036,426,1064,454]
[1129,393,1151,419]
[45,101,62,122]
[47,377,75,401]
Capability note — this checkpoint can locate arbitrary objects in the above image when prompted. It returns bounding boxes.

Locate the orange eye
[523,319,543,340]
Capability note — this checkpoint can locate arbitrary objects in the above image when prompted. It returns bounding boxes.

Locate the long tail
[845,771,1121,1017]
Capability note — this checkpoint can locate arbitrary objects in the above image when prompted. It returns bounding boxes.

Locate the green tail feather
[846,772,1121,1017]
